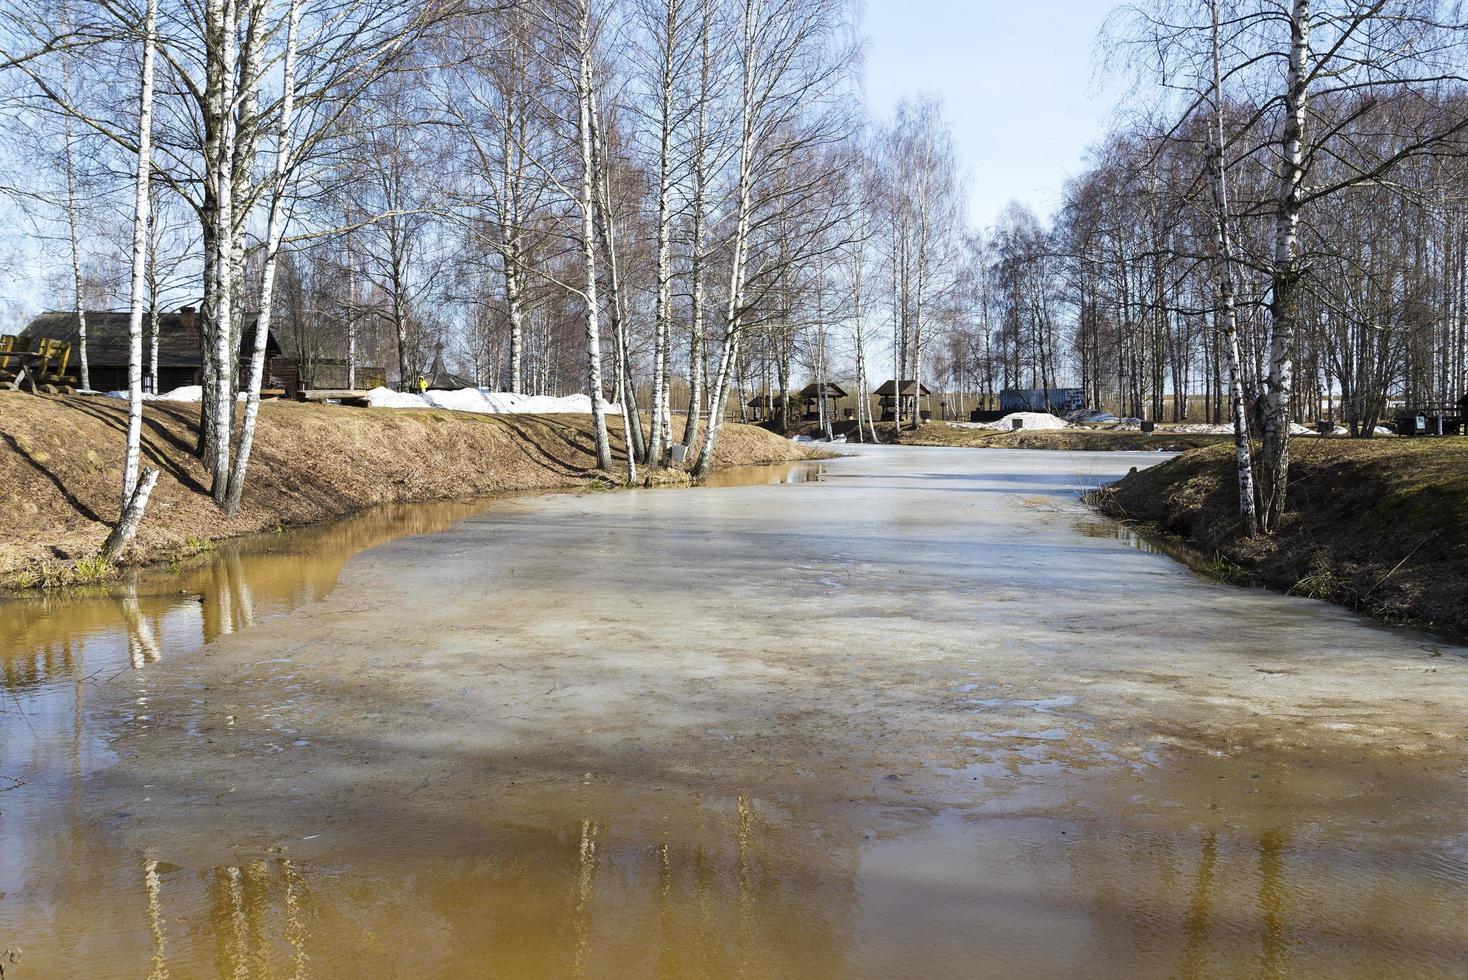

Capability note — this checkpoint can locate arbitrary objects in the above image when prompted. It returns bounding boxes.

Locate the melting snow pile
[979,412,1070,431]
[364,386,621,416]
[1065,408,1142,428]
[104,385,221,403]
[1066,408,1120,424]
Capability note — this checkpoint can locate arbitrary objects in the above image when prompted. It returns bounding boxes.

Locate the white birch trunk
[224,0,300,515]
[57,23,90,393]
[586,80,637,481]
[147,302,159,394]
[680,0,714,451]
[344,201,357,390]
[105,0,159,560]
[63,126,89,391]
[647,0,679,468]
[575,0,614,472]
[1259,0,1309,533]
[501,69,527,395]
[101,469,159,562]
[119,0,159,507]
[1208,0,1260,537]
[692,0,756,479]
[208,0,239,505]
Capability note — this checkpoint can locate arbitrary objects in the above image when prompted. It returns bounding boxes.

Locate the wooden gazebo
[746,392,782,421]
[875,379,932,423]
[799,381,847,421]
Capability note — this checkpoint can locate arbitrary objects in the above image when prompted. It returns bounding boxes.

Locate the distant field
[899,423,1236,452]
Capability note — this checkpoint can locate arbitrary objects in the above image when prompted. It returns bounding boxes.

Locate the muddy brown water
[1,447,1465,978]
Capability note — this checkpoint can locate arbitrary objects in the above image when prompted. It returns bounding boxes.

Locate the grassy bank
[0,392,812,590]
[1094,438,1468,636]
[899,422,1235,452]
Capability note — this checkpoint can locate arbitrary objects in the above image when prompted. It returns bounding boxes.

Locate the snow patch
[978,412,1071,431]
[103,385,240,403]
[363,386,621,416]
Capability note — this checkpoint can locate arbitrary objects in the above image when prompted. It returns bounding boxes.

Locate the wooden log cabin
[19,307,298,395]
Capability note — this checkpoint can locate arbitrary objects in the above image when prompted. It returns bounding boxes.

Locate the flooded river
[1,447,1465,978]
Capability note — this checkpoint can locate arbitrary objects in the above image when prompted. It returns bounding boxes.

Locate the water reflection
[3,454,1467,977]
[699,461,825,488]
[12,801,1456,978]
[2,464,824,693]
[2,498,498,694]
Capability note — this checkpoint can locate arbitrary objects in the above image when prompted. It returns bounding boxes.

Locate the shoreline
[1089,440,1468,640]
[0,392,818,593]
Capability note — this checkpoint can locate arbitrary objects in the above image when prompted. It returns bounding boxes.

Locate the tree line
[7,1,1465,546]
[935,1,1468,535]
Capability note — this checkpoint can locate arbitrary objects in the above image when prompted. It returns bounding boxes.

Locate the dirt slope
[0,392,810,587]
[1095,438,1468,636]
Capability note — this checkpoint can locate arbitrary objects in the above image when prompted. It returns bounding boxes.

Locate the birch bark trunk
[145,195,160,393]
[105,0,159,559]
[586,81,638,480]
[1259,0,1309,533]
[207,0,240,505]
[344,200,356,390]
[574,0,613,472]
[680,0,714,452]
[224,0,300,515]
[692,0,756,479]
[500,54,527,395]
[56,8,89,391]
[852,225,876,442]
[62,102,89,391]
[647,0,679,468]
[1208,0,1260,537]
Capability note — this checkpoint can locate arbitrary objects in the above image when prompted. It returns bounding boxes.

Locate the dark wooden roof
[20,308,275,369]
[799,381,847,398]
[874,379,932,396]
[423,349,475,391]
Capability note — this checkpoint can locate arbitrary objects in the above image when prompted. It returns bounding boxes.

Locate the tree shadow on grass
[3,431,104,523]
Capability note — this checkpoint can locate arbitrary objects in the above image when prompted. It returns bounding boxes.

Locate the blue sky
[862,0,1122,229]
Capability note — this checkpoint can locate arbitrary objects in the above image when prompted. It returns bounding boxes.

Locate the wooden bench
[1,337,78,394]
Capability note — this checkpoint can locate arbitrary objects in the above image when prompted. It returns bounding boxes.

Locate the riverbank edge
[753,418,1235,451]
[1086,441,1468,641]
[0,393,822,594]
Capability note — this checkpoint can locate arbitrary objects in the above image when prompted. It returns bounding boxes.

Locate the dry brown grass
[0,393,810,588]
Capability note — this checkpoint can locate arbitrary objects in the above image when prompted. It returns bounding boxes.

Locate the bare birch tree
[102,0,160,561]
